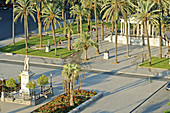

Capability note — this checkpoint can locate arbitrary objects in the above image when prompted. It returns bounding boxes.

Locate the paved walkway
[0,28,169,78]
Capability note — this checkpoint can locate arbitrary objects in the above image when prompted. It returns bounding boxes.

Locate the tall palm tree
[14,0,36,53]
[70,3,88,34]
[65,20,74,50]
[152,0,170,59]
[129,0,159,66]
[94,0,100,54]
[6,0,16,45]
[41,3,62,56]
[62,63,81,106]
[101,0,129,64]
[31,0,46,48]
[73,32,98,60]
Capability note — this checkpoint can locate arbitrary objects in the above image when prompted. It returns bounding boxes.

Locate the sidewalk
[0,29,169,78]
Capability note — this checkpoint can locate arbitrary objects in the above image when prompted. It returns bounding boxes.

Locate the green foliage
[140,57,170,70]
[73,32,98,50]
[62,63,81,82]
[0,36,76,58]
[17,75,21,84]
[37,74,49,86]
[26,80,37,90]
[6,78,16,88]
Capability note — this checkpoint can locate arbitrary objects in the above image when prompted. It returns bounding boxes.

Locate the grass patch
[140,57,170,70]
[48,21,122,34]
[0,36,76,58]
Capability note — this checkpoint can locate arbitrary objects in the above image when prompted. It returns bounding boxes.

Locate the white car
[166,82,170,90]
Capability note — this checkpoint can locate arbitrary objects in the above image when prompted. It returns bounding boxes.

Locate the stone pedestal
[103,53,109,59]
[45,46,50,52]
[20,71,34,95]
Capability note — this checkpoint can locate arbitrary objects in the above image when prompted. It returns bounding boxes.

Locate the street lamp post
[50,73,53,95]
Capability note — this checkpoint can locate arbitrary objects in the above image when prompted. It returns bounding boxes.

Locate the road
[0,9,38,41]
[0,61,169,113]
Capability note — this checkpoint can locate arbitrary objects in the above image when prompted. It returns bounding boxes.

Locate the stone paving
[0,27,170,113]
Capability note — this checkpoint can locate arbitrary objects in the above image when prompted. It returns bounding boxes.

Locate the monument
[20,55,34,95]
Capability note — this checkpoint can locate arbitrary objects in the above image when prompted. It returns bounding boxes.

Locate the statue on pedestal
[24,55,29,71]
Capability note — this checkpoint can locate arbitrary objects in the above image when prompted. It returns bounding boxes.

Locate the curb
[129,82,168,113]
[68,92,103,113]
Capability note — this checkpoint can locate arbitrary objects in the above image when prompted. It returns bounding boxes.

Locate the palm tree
[65,20,74,50]
[152,0,170,59]
[14,0,36,53]
[6,0,16,45]
[62,63,81,106]
[41,3,62,56]
[73,32,98,60]
[70,2,88,34]
[129,0,159,66]
[101,0,129,64]
[31,0,46,48]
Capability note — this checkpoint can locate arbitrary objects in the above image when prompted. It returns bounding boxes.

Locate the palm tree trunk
[113,20,118,64]
[94,0,99,54]
[12,1,15,45]
[84,48,87,60]
[144,19,151,66]
[90,1,92,36]
[125,18,129,57]
[158,19,162,59]
[24,14,28,53]
[51,20,57,56]
[111,21,114,32]
[76,16,79,34]
[37,11,42,48]
[26,17,29,40]
[80,15,83,34]
[101,19,104,40]
[70,81,74,106]
[68,30,71,50]
[88,15,90,31]
[64,11,67,38]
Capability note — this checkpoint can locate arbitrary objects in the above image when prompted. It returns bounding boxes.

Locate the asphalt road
[0,9,38,41]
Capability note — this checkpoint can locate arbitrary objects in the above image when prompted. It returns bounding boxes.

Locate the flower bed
[33,90,97,113]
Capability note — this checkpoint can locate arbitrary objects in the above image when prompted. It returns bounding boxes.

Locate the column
[128,21,130,35]
[137,24,139,36]
[121,21,123,34]
[123,22,125,35]
[141,23,143,36]
[152,25,154,36]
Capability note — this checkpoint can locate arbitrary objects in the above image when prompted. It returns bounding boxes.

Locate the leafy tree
[62,63,81,106]
[26,80,36,99]
[37,74,49,93]
[65,20,74,51]
[14,0,36,53]
[41,3,62,56]
[6,78,16,96]
[129,0,159,66]
[73,32,98,60]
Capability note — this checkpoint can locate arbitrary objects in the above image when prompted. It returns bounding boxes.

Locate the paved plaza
[0,23,170,113]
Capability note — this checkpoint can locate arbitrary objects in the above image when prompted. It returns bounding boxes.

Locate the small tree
[6,78,16,96]
[37,74,49,93]
[26,80,36,99]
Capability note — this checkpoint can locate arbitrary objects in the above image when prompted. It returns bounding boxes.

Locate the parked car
[166,82,170,90]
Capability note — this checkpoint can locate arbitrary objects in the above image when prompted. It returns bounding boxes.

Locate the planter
[45,46,51,52]
[103,53,109,59]
[32,90,101,113]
